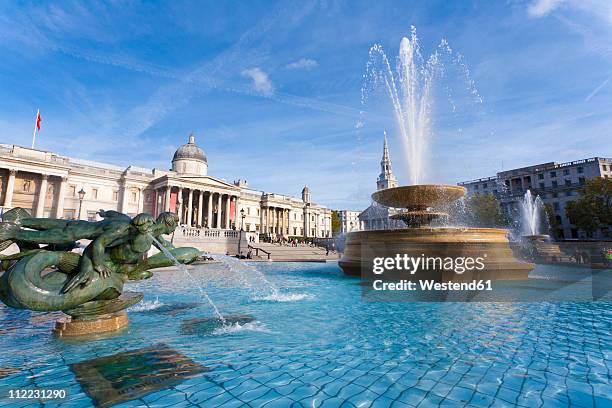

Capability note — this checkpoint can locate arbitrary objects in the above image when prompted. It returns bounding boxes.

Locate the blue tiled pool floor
[0,262,610,407]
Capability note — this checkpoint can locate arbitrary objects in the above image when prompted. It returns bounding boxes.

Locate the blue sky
[0,0,611,210]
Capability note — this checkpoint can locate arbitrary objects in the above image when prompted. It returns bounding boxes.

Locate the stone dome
[173,134,207,163]
[172,134,208,176]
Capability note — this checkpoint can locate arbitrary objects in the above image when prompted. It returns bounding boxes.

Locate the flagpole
[31,109,39,149]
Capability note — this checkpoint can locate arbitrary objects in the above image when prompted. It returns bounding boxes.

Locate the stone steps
[248,243,338,262]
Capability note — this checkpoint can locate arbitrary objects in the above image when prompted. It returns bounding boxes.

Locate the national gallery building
[0,135,332,244]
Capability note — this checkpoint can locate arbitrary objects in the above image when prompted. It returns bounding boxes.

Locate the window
[564,179,571,186]
[483,183,488,188]
[257,209,260,216]
[577,166,584,174]
[550,171,556,178]
[552,181,558,188]
[539,183,545,189]
[553,202,560,211]
[131,191,137,203]
[91,188,98,199]
[538,173,544,180]
[293,227,297,235]
[474,184,479,190]
[552,192,558,198]
[63,209,76,219]
[145,192,152,203]
[113,190,118,201]
[566,191,572,197]
[69,185,76,196]
[87,211,97,222]
[579,177,586,185]
[563,169,570,176]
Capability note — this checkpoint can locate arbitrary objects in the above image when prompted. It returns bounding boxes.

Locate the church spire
[377,130,398,191]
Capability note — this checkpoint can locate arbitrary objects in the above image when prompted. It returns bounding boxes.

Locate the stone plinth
[53,311,129,337]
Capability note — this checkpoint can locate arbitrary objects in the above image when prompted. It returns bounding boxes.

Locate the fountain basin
[339,227,534,281]
[372,185,466,209]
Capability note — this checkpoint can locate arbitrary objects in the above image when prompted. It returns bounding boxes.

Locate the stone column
[197,190,204,227]
[232,197,238,228]
[279,208,284,235]
[164,186,171,211]
[260,206,265,233]
[177,187,183,224]
[35,174,48,217]
[120,183,129,214]
[187,189,194,226]
[137,189,144,214]
[55,176,67,218]
[207,192,213,228]
[225,195,231,229]
[216,193,222,228]
[3,169,16,208]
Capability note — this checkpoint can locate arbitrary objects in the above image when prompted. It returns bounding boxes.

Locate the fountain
[0,208,200,336]
[519,190,564,263]
[340,28,534,280]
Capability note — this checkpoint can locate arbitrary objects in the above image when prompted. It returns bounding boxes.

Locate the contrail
[585,75,610,101]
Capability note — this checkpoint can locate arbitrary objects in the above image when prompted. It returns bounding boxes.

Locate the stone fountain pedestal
[340,185,534,280]
[53,292,143,337]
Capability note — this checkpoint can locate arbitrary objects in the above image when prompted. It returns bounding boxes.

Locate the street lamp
[77,188,86,220]
[237,208,246,256]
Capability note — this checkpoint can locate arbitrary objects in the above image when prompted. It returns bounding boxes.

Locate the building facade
[359,131,402,230]
[337,210,361,234]
[458,157,612,239]
[0,135,332,242]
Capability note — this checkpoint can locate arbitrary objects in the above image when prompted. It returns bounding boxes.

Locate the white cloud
[241,67,274,95]
[285,58,318,70]
[527,0,564,17]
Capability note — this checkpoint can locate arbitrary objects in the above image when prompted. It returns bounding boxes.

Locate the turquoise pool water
[0,262,610,407]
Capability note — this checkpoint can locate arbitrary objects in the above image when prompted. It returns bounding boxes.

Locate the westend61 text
[372,279,493,291]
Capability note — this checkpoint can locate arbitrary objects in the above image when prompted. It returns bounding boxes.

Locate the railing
[178,227,239,238]
[248,245,271,259]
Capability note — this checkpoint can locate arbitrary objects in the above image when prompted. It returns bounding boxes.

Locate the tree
[331,210,341,236]
[565,177,612,237]
[465,193,509,228]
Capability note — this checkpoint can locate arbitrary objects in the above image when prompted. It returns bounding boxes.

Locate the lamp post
[77,188,86,220]
[237,208,246,256]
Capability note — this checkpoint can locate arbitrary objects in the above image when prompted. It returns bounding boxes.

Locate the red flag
[35,110,41,131]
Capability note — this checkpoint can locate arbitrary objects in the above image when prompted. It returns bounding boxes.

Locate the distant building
[359,131,402,230]
[0,135,332,253]
[458,157,612,239]
[337,210,362,234]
